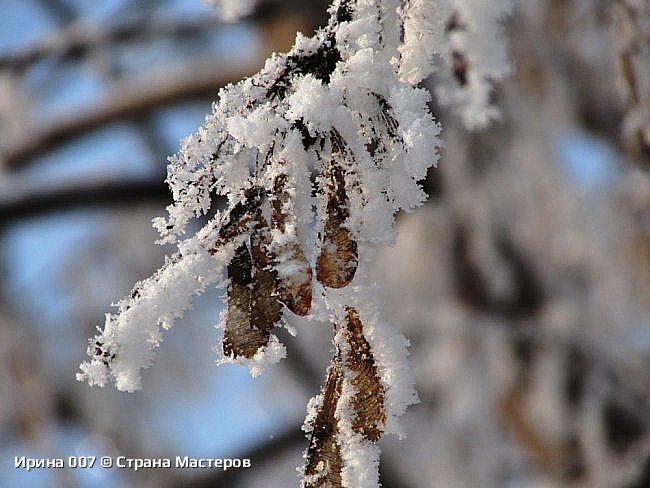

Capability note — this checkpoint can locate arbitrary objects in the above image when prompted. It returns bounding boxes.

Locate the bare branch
[0,178,169,227]
[32,0,77,26]
[0,16,222,72]
[0,1,330,73]
[1,59,262,170]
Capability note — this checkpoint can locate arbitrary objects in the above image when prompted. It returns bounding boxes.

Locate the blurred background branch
[1,59,263,169]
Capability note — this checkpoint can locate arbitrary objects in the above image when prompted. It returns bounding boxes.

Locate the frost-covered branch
[399,0,513,129]
[80,0,438,379]
[77,0,515,485]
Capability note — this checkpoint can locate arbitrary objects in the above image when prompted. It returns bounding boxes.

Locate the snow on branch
[78,220,242,392]
[78,0,512,485]
[80,0,439,387]
[399,0,513,129]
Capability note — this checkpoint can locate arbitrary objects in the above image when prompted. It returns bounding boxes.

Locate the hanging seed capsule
[276,243,313,315]
[223,242,271,359]
[270,172,313,315]
[216,186,264,245]
[316,161,358,288]
[343,306,386,442]
[250,217,283,331]
[303,355,344,488]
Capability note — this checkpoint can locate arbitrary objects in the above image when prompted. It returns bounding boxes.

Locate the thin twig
[0,179,169,227]
[0,16,222,72]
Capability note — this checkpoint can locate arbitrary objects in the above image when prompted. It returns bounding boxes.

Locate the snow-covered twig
[78,0,514,485]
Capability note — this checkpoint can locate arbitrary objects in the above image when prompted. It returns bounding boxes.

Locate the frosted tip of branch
[76,360,110,388]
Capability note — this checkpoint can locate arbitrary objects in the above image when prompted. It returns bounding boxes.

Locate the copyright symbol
[100,456,112,468]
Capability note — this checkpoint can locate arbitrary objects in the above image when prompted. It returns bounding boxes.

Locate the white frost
[203,0,258,22]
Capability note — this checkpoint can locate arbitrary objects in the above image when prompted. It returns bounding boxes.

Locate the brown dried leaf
[317,161,358,288]
[304,355,344,488]
[343,306,386,442]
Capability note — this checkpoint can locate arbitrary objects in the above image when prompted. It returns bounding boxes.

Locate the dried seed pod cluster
[79,0,440,485]
[303,307,387,487]
[213,137,361,360]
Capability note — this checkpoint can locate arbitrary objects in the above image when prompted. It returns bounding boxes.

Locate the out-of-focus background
[0,1,648,487]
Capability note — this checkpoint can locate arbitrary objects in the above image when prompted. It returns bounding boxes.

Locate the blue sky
[555,129,621,192]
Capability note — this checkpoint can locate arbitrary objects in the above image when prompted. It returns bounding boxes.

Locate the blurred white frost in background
[203,0,259,22]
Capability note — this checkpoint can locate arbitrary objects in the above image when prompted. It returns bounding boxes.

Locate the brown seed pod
[222,210,285,359]
[223,242,271,359]
[213,187,264,248]
[316,161,358,288]
[250,218,283,331]
[270,173,291,234]
[343,306,386,442]
[303,355,344,488]
[270,171,313,315]
[373,93,400,140]
[276,243,313,316]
